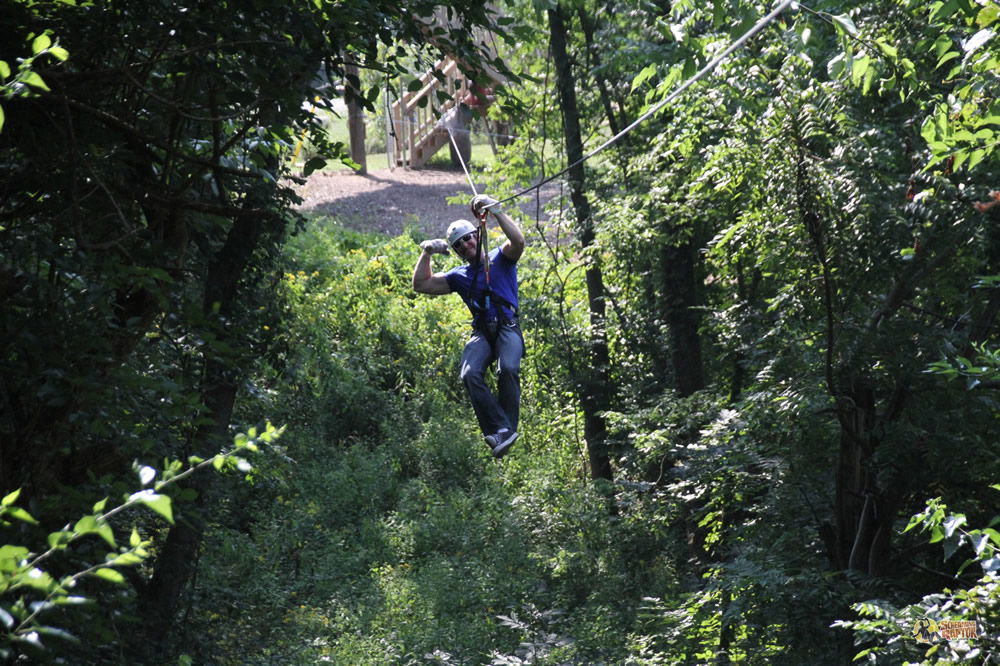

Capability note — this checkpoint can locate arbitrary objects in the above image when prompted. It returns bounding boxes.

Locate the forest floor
[294,165,561,238]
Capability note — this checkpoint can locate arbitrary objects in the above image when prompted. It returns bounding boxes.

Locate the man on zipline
[412,194,525,458]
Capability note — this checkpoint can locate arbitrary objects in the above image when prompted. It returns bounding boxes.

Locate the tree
[547,2,614,483]
[0,0,516,658]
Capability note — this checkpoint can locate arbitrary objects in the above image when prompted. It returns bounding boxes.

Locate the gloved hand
[419,238,450,255]
[471,194,501,217]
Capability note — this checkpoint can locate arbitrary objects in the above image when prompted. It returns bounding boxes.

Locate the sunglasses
[452,232,475,249]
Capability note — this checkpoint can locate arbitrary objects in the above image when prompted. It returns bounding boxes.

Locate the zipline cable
[446,127,479,196]
[482,0,798,210]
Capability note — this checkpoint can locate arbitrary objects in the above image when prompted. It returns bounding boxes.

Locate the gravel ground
[294,166,561,239]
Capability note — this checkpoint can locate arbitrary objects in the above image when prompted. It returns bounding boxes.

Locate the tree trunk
[345,56,367,175]
[548,3,613,482]
[139,209,269,647]
[661,240,704,396]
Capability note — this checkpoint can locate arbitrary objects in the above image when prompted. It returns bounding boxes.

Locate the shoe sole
[492,432,519,459]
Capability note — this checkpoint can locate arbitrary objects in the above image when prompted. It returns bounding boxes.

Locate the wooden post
[344,56,367,174]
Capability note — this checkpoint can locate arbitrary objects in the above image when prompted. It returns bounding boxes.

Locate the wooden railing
[388,57,467,168]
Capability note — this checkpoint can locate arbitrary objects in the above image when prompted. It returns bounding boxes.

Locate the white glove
[471,194,501,216]
[420,238,450,255]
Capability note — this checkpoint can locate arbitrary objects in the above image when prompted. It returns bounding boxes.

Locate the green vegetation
[3,0,1000,663]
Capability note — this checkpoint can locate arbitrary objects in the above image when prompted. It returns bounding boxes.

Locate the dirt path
[294,166,560,238]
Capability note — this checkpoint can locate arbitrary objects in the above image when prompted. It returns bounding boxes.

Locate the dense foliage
[2,0,999,663]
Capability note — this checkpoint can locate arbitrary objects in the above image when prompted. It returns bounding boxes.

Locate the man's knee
[461,360,486,385]
[497,361,521,377]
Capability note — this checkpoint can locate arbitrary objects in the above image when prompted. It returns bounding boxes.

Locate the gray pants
[459,321,524,438]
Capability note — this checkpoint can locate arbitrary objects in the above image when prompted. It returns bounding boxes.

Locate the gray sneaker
[491,430,518,459]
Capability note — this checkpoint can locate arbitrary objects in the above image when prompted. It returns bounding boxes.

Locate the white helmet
[446,219,477,247]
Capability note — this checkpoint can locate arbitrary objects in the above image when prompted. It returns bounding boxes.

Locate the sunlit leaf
[631,64,657,92]
[830,13,858,37]
[31,34,52,55]
[6,506,38,525]
[47,530,73,550]
[979,4,1000,28]
[92,568,125,584]
[130,490,174,523]
[35,625,80,644]
[22,71,50,91]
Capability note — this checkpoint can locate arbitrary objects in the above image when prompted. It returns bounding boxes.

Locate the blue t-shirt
[444,248,518,323]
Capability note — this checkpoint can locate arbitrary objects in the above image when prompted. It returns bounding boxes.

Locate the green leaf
[827,53,846,79]
[953,149,969,172]
[930,524,945,543]
[966,149,985,170]
[49,46,69,62]
[131,490,174,524]
[108,551,144,566]
[47,530,73,550]
[936,50,960,69]
[130,527,141,547]
[631,64,657,92]
[862,64,877,95]
[92,497,108,513]
[0,545,29,571]
[943,513,966,537]
[95,521,116,548]
[6,506,38,525]
[830,13,859,37]
[931,0,961,22]
[0,61,10,80]
[303,157,326,176]
[943,533,962,560]
[970,531,990,557]
[34,625,80,644]
[51,596,91,606]
[17,568,57,592]
[31,34,52,55]
[22,71,50,92]
[74,514,99,535]
[1,489,20,506]
[92,568,125,584]
[851,55,871,87]
[978,4,1000,28]
[875,38,897,58]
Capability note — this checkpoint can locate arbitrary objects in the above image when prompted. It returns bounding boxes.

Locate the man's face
[453,231,479,261]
